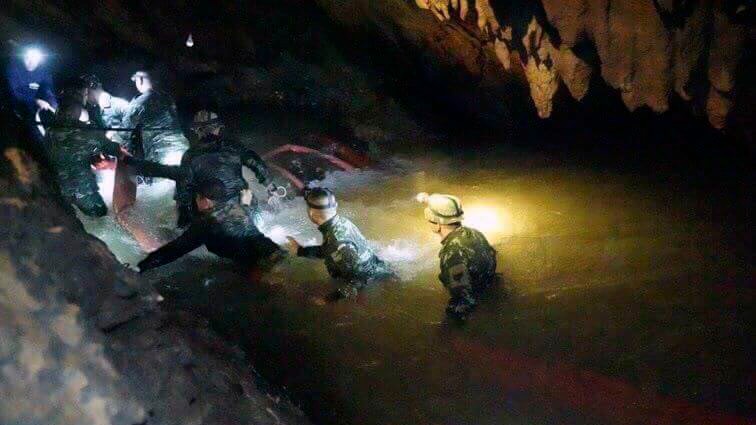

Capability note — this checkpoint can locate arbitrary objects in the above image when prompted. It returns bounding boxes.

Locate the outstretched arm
[125,157,186,180]
[138,225,205,271]
[297,244,325,259]
[240,148,271,185]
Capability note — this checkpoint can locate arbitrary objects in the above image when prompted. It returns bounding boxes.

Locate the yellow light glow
[463,204,513,237]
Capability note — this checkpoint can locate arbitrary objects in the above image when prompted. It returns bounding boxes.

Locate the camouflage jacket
[47,124,121,194]
[138,202,280,271]
[438,226,497,298]
[298,215,391,283]
[122,90,188,163]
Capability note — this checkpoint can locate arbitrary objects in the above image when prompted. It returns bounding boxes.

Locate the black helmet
[80,74,102,90]
[304,187,338,210]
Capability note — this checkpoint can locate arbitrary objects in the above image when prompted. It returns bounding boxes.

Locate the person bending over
[47,98,123,217]
[138,177,283,272]
[125,109,279,228]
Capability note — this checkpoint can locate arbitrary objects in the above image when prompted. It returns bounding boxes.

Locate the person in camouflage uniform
[417,192,497,320]
[46,98,123,217]
[287,188,395,301]
[82,75,129,128]
[122,71,188,165]
[125,110,277,228]
[138,177,284,272]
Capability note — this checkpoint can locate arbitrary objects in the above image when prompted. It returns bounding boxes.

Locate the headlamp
[24,47,44,64]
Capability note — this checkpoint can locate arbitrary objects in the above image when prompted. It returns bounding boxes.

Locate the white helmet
[417,192,464,225]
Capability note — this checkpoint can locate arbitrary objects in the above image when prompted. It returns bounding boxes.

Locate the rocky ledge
[0,140,310,424]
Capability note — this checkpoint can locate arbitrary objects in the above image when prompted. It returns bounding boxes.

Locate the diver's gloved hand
[266,183,287,210]
[267,184,287,197]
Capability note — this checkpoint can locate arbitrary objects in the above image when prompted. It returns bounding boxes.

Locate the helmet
[80,74,102,90]
[192,110,221,125]
[304,187,338,210]
[191,110,223,138]
[418,192,464,225]
[130,70,150,82]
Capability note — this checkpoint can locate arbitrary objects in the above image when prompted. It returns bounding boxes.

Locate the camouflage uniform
[438,226,497,318]
[138,201,282,271]
[298,215,395,298]
[101,96,131,129]
[123,90,188,165]
[125,134,270,227]
[47,125,121,217]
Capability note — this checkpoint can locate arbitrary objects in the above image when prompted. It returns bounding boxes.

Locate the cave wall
[316,0,752,132]
[0,132,310,424]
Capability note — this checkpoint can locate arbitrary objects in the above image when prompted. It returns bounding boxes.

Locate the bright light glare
[463,205,513,237]
[24,48,44,65]
[98,92,112,108]
[186,34,194,47]
[161,149,186,166]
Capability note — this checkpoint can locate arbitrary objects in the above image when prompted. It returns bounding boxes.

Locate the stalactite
[410,0,747,129]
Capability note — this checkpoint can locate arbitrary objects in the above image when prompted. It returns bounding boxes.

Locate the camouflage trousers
[57,170,107,217]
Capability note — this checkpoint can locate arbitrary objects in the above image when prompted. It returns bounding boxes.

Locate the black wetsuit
[138,202,282,271]
[125,134,271,227]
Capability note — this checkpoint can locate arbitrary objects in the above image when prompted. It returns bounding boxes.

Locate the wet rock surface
[0,143,310,424]
[317,0,752,131]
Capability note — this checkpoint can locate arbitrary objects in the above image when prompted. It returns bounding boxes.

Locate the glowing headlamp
[98,92,112,109]
[24,47,45,64]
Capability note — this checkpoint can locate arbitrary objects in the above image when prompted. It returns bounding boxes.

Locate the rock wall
[0,135,310,424]
[318,0,752,130]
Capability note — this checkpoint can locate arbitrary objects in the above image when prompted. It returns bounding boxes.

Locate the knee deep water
[80,151,753,425]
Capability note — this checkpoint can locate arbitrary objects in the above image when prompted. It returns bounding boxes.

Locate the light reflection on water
[81,156,751,425]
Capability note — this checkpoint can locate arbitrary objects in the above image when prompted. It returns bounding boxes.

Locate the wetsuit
[126,134,271,227]
[138,201,283,271]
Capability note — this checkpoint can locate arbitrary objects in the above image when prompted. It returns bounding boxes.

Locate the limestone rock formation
[0,145,310,425]
[406,0,750,129]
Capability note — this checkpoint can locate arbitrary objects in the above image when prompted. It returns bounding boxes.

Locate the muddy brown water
[85,154,752,425]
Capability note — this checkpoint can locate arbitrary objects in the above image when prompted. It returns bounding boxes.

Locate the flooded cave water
[80,143,751,425]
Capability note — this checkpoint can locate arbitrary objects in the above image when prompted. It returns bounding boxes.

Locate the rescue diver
[137,177,283,272]
[125,109,279,228]
[6,45,57,153]
[46,97,124,217]
[417,193,498,320]
[286,188,395,301]
[122,70,188,165]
